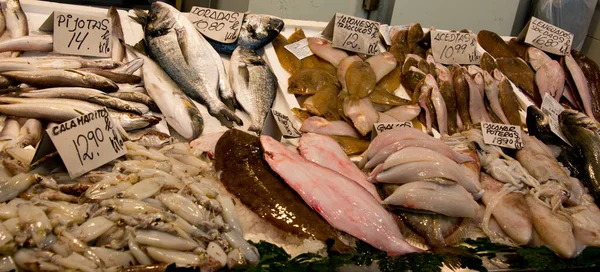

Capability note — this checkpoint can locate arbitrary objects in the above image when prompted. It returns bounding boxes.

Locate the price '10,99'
[439,43,468,60]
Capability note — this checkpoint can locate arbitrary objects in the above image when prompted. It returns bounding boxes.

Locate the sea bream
[229,46,277,133]
[206,14,284,54]
[261,135,421,256]
[144,2,241,128]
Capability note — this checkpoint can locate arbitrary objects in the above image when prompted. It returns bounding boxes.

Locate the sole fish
[230,46,277,133]
[453,67,472,130]
[107,7,125,63]
[261,135,420,256]
[214,129,352,252]
[145,2,241,128]
[477,30,517,59]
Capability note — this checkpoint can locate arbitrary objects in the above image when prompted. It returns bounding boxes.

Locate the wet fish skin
[453,67,472,130]
[0,35,52,53]
[483,70,510,124]
[571,49,600,122]
[0,7,5,37]
[288,68,338,95]
[560,110,600,207]
[261,135,420,255]
[477,30,517,59]
[5,0,28,58]
[145,2,241,128]
[207,14,284,54]
[110,58,144,75]
[230,46,277,133]
[272,33,301,75]
[498,77,522,127]
[1,70,118,92]
[108,91,159,112]
[108,7,125,62]
[77,68,142,84]
[480,52,498,74]
[535,60,565,100]
[214,129,352,252]
[496,57,540,105]
[307,38,349,67]
[346,61,376,98]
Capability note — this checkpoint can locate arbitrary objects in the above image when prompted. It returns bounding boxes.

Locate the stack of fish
[0,140,258,271]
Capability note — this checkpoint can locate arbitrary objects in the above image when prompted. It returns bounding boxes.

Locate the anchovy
[144,2,241,128]
[230,46,277,133]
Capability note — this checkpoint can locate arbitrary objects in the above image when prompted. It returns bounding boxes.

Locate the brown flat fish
[369,86,410,106]
[496,57,540,105]
[401,70,425,98]
[272,34,301,74]
[346,61,376,98]
[453,68,472,130]
[477,30,517,59]
[330,135,370,155]
[376,65,401,93]
[498,77,523,127]
[507,38,530,60]
[571,49,600,121]
[439,80,458,134]
[288,68,338,95]
[480,52,498,74]
[214,129,352,252]
[303,83,342,120]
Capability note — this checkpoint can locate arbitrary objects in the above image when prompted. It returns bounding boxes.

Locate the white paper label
[188,7,243,43]
[374,122,413,135]
[323,13,380,55]
[442,135,471,152]
[482,122,523,149]
[271,109,301,138]
[431,30,479,65]
[53,11,111,57]
[524,17,573,56]
[379,24,391,46]
[48,108,126,178]
[540,93,570,144]
[284,38,313,60]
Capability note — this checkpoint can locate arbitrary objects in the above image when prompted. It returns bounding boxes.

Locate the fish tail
[213,107,243,128]
[221,96,237,111]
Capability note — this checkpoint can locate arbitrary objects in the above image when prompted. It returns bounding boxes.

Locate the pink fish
[298,133,380,200]
[261,135,420,256]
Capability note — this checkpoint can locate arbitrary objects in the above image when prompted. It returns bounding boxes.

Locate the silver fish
[126,43,204,140]
[108,91,159,112]
[207,14,284,54]
[107,7,125,63]
[5,0,28,58]
[230,46,277,133]
[209,44,236,111]
[145,2,241,128]
[18,87,143,114]
[1,70,118,92]
[0,35,52,53]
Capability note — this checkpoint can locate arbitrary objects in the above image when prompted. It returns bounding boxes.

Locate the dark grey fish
[145,2,241,128]
[230,46,277,133]
[108,91,159,112]
[206,14,284,54]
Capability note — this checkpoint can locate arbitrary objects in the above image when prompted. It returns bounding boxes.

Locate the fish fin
[211,106,243,128]
[175,27,191,65]
[129,9,148,26]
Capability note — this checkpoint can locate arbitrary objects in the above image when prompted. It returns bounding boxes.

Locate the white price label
[188,7,243,43]
[540,93,570,144]
[374,122,413,135]
[431,30,479,65]
[48,108,126,178]
[53,11,111,57]
[524,17,573,56]
[379,24,391,46]
[442,135,471,152]
[271,109,301,138]
[284,38,313,60]
[482,122,523,149]
[323,13,380,55]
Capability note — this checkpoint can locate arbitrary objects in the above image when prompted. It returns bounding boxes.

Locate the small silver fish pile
[0,140,258,271]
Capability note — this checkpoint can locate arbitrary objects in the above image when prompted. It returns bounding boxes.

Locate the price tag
[47,108,126,178]
[524,17,573,56]
[188,7,243,43]
[442,135,471,152]
[322,13,380,55]
[482,122,523,149]
[53,11,111,57]
[271,109,301,138]
[540,93,570,144]
[374,122,413,135]
[379,24,391,46]
[431,30,479,65]
[284,38,313,60]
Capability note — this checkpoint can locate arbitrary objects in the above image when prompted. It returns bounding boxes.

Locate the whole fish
[498,77,522,127]
[300,116,360,138]
[571,50,600,122]
[214,129,352,252]
[483,70,510,124]
[0,35,52,53]
[496,57,540,105]
[210,43,236,111]
[1,70,118,92]
[18,87,143,114]
[206,14,284,54]
[272,33,301,74]
[453,67,472,130]
[560,110,600,207]
[108,91,159,112]
[110,58,144,75]
[435,63,458,134]
[477,30,517,59]
[107,7,125,63]
[0,58,83,72]
[307,38,349,67]
[126,44,203,140]
[77,68,141,84]
[5,0,28,58]
[261,135,420,256]
[230,46,277,133]
[145,2,241,128]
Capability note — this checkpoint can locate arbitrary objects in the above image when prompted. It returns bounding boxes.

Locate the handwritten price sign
[431,30,480,65]
[482,122,523,150]
[48,108,126,178]
[524,17,573,56]
[188,7,243,43]
[53,11,111,57]
[373,122,413,135]
[271,109,301,138]
[323,13,380,55]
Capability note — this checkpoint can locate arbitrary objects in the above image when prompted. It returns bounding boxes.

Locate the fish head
[559,109,599,132]
[244,14,284,41]
[146,1,178,35]
[235,46,263,65]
